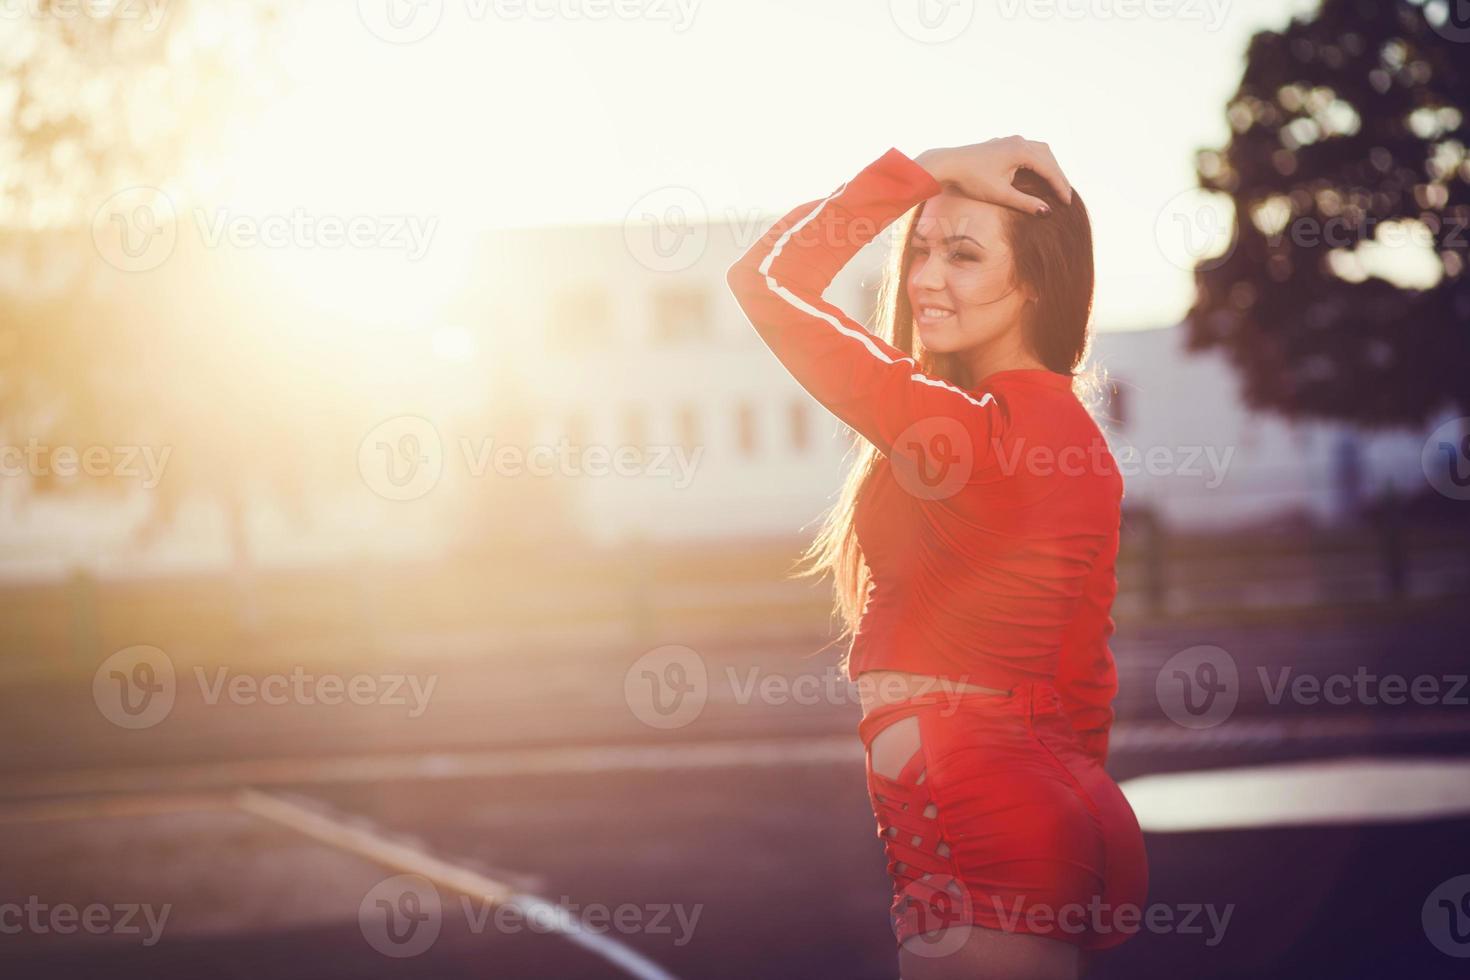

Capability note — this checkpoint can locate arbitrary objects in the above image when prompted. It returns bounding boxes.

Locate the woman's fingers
[1021,140,1073,205]
[935,137,1074,211]
[993,183,1052,216]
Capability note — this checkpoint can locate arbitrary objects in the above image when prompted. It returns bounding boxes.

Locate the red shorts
[858,681,1149,953]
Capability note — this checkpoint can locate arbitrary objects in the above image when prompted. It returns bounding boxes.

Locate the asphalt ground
[4,605,1470,978]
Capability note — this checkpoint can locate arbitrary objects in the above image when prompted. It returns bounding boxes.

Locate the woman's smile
[915,304,955,326]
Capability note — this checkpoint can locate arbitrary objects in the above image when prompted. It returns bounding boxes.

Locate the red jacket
[725,147,1124,764]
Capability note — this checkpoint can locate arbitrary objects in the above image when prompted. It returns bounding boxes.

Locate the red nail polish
[1037,204,1051,217]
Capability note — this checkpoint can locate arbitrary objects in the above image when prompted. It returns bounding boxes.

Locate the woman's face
[905,192,1032,355]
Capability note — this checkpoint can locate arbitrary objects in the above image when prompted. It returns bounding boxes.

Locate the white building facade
[0,216,1459,580]
[499,216,1452,544]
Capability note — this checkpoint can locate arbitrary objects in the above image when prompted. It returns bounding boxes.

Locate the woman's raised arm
[724,147,1007,473]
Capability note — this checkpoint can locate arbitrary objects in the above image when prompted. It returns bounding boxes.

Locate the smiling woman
[725,140,1145,980]
[904,194,1047,379]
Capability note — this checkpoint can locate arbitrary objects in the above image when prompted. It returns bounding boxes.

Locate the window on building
[550,286,612,349]
[789,399,809,452]
[736,401,757,457]
[651,286,711,344]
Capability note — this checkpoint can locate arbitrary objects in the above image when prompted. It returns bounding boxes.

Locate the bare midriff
[855,669,1013,717]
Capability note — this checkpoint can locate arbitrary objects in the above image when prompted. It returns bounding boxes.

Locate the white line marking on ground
[1120,755,1470,831]
[236,789,680,980]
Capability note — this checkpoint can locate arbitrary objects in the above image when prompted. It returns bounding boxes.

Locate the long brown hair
[790,169,1108,671]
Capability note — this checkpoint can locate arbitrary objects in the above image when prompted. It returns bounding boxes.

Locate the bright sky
[211,0,1325,331]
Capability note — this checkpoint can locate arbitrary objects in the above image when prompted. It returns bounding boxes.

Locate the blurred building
[0,217,1458,580]
[1087,325,1439,531]
[489,217,1449,544]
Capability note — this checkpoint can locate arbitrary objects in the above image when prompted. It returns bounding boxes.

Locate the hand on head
[916,137,1074,217]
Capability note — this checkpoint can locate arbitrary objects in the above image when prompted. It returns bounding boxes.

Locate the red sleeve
[1052,524,1121,766]
[724,147,1007,465]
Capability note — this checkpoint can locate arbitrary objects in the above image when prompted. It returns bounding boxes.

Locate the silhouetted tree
[1187,0,1470,426]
